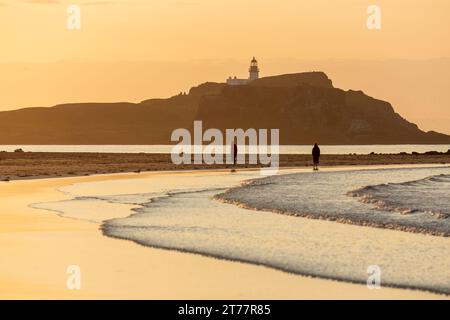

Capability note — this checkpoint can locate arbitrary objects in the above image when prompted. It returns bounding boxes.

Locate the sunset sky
[1,0,449,133]
[1,0,449,62]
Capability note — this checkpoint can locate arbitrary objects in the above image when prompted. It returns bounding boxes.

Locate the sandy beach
[0,166,448,299]
[1,151,450,181]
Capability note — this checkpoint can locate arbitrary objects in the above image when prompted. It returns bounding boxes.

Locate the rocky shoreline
[1,151,450,181]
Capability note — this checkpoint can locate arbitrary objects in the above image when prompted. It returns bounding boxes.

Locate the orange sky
[1,0,449,62]
[1,0,449,133]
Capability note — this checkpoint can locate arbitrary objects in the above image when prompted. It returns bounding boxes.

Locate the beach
[0,166,449,299]
[1,151,450,181]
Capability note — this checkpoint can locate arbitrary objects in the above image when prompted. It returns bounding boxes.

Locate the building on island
[226,57,260,85]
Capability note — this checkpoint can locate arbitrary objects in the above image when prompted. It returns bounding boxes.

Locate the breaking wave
[347,174,450,219]
[216,167,450,236]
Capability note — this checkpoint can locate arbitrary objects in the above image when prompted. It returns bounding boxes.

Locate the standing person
[233,142,238,165]
[312,143,321,171]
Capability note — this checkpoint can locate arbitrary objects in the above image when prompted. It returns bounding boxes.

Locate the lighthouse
[249,57,259,81]
[226,57,261,85]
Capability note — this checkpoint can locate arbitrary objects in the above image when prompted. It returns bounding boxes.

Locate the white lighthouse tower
[248,57,259,81]
[226,57,261,85]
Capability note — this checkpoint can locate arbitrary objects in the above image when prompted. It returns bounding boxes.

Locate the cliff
[0,72,448,145]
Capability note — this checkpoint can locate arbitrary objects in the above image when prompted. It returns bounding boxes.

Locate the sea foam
[217,167,450,236]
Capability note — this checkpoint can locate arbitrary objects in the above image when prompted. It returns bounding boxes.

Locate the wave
[215,167,450,236]
[347,174,450,219]
[100,176,450,295]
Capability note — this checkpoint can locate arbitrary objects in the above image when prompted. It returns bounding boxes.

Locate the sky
[1,0,449,62]
[1,0,449,133]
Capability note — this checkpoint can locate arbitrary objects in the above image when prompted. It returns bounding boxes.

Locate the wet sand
[0,168,448,299]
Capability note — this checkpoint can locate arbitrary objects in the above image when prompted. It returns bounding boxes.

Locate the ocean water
[348,174,450,219]
[2,144,450,155]
[32,167,450,294]
[218,167,450,236]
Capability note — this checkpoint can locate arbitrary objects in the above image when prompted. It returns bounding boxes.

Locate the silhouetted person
[233,143,238,165]
[312,143,320,171]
